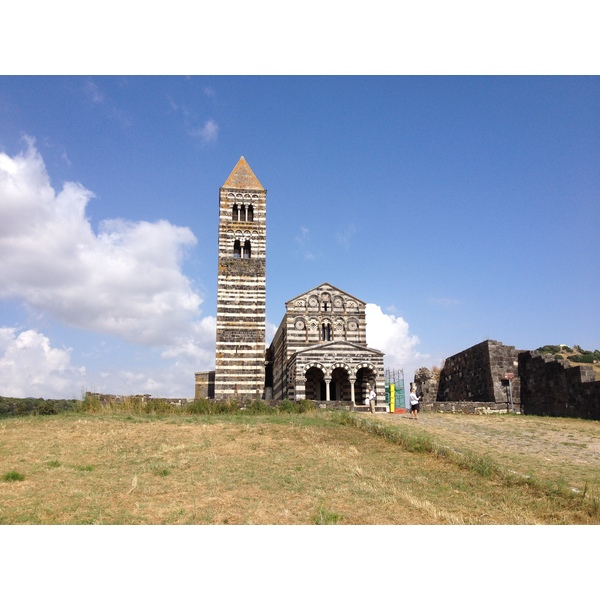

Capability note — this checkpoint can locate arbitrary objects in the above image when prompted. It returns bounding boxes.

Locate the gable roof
[285,282,366,307]
[221,156,264,191]
[292,340,384,357]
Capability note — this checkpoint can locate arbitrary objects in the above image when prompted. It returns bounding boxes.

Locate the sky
[1,2,599,400]
[1,75,598,399]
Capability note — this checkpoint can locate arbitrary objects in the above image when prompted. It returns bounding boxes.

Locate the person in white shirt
[409,386,420,420]
[368,386,376,413]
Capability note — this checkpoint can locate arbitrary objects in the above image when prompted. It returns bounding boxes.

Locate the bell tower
[214,157,267,401]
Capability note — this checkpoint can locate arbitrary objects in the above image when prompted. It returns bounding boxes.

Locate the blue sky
[1,75,598,398]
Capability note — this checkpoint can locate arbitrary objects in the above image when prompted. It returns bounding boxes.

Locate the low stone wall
[312,400,388,412]
[519,351,600,419]
[420,400,513,415]
[84,393,190,406]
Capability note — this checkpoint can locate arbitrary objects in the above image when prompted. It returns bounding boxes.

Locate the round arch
[355,364,378,405]
[330,365,351,401]
[304,364,325,401]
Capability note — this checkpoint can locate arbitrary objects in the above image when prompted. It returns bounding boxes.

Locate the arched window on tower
[243,240,251,259]
[232,204,239,221]
[247,205,254,222]
[233,239,241,258]
[240,204,247,222]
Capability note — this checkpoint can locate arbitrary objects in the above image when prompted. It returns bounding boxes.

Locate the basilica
[195,157,385,406]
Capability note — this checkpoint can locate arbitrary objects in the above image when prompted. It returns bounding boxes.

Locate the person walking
[409,386,420,420]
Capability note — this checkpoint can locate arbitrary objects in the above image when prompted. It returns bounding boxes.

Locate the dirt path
[372,411,600,489]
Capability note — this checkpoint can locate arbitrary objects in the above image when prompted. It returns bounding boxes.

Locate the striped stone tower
[214,157,267,401]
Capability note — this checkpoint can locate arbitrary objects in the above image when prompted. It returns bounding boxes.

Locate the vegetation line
[330,411,600,515]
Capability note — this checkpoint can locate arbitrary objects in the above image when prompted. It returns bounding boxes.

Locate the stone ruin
[518,350,600,420]
[415,340,520,414]
[413,340,600,420]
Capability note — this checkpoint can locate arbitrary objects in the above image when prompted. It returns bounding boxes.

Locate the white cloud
[191,119,219,143]
[335,223,356,250]
[0,327,85,398]
[294,226,316,260]
[265,320,278,346]
[84,80,105,104]
[428,297,464,306]
[0,139,218,398]
[365,303,427,377]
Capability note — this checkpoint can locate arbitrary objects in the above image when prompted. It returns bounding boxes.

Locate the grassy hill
[1,409,599,524]
[537,344,600,378]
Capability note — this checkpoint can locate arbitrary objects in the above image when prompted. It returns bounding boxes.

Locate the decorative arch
[334,318,346,340]
[327,362,352,377]
[308,295,319,310]
[304,362,326,374]
[320,319,332,341]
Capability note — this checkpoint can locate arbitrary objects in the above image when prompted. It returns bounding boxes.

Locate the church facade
[195,158,385,408]
[267,283,385,405]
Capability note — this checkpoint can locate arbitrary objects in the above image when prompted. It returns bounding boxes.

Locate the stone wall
[518,351,600,419]
[195,370,215,400]
[436,340,520,411]
[414,367,439,404]
[413,340,521,414]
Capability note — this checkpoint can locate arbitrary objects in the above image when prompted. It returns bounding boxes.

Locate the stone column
[350,378,356,406]
[325,378,331,402]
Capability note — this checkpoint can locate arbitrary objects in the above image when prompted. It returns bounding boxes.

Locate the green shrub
[3,470,25,482]
[297,399,316,413]
[16,399,35,415]
[568,355,595,364]
[186,398,240,415]
[537,345,562,354]
[186,398,212,414]
[37,400,58,415]
[78,395,103,413]
[153,467,171,477]
[312,505,341,524]
[144,399,174,414]
[216,400,240,413]
[278,399,299,413]
[245,400,275,414]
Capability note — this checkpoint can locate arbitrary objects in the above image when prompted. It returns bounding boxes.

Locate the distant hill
[536,345,600,378]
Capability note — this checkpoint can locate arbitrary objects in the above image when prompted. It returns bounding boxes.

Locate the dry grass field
[1,409,599,524]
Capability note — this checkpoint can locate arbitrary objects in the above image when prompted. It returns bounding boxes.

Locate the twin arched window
[233,239,251,258]
[232,203,254,222]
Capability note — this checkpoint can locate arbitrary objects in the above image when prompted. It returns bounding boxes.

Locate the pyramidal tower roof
[222,156,264,191]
